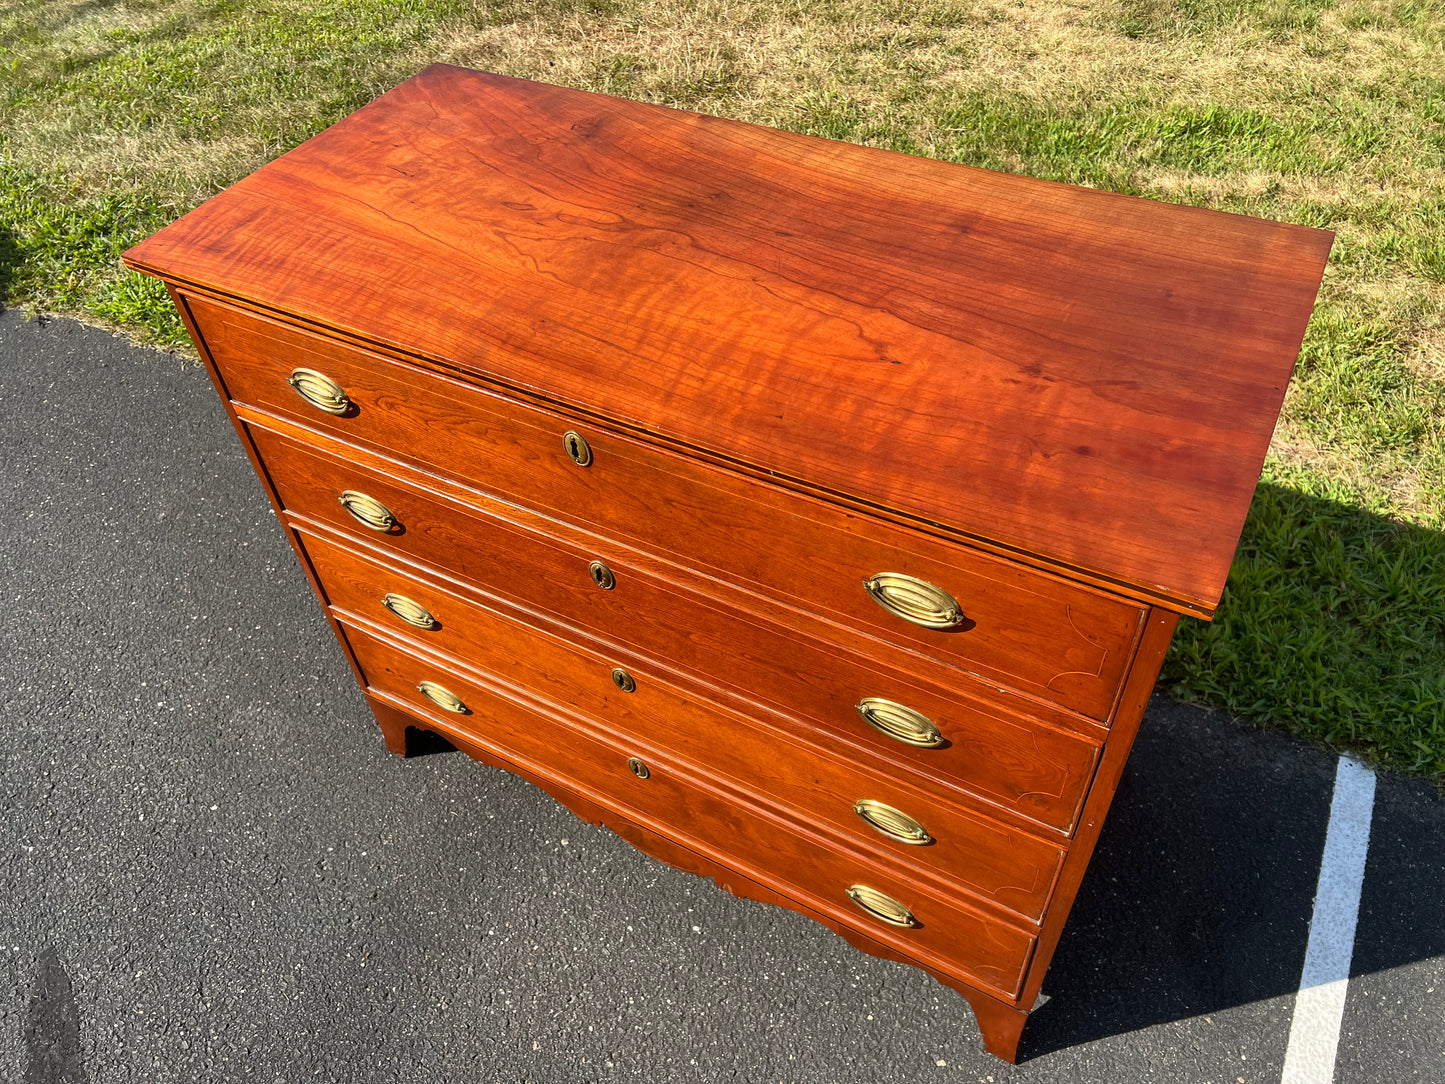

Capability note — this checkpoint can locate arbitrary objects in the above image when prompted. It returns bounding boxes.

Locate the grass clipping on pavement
[1,0,1441,777]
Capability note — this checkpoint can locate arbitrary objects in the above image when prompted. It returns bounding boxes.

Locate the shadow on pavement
[1025,705,1444,1058]
[1023,695,1334,1056]
[399,725,459,759]
[1023,475,1445,1057]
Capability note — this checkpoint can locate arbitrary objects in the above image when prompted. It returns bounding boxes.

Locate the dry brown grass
[3,0,1443,520]
[1409,325,1445,383]
[9,1,1444,206]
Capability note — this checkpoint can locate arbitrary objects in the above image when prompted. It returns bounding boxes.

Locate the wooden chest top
[123,63,1333,617]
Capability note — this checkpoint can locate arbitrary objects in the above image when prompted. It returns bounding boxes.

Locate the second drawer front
[257,424,1101,834]
[307,535,1064,922]
[191,292,1144,719]
[345,623,1038,999]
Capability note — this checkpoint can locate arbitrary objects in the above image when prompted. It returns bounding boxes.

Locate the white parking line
[1280,755,1376,1084]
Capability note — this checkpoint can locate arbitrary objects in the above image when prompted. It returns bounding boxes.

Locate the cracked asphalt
[1,308,1441,1083]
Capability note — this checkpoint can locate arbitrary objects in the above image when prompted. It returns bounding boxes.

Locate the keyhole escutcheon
[563,430,592,467]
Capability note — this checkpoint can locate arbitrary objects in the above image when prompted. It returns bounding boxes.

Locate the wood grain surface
[124,64,1332,614]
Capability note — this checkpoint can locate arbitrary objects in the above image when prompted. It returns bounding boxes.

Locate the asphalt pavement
[0,307,1441,1083]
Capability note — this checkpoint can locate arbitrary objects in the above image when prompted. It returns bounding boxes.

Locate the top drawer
[184,292,1145,719]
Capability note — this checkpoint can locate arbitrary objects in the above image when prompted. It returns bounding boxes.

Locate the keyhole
[611,668,636,693]
[563,430,592,466]
[627,757,650,780]
[588,560,616,591]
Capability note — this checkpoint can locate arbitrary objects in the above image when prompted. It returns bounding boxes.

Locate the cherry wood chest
[124,64,1332,1061]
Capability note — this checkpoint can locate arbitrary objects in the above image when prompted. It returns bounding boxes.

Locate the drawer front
[255,424,1101,833]
[190,293,1143,718]
[305,534,1064,921]
[344,622,1037,998]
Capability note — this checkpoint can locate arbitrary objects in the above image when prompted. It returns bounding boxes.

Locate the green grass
[0,164,182,342]
[2,0,1442,777]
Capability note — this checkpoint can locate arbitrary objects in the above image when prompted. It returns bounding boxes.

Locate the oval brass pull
[855,698,945,748]
[563,430,592,466]
[288,368,352,415]
[417,680,469,714]
[863,572,964,630]
[382,593,437,630]
[853,800,933,846]
[845,884,918,928]
[588,560,616,590]
[338,490,398,532]
[627,756,650,779]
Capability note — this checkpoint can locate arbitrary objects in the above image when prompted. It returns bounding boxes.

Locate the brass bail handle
[417,680,469,714]
[383,593,438,630]
[338,490,398,532]
[855,698,945,748]
[863,572,965,630]
[853,800,933,846]
[288,368,352,415]
[845,884,919,928]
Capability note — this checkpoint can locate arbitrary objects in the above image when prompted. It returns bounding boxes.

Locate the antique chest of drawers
[124,64,1332,1061]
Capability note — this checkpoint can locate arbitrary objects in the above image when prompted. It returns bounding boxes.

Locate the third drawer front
[345,622,1038,1000]
[307,533,1065,923]
[256,423,1102,835]
[190,292,1144,719]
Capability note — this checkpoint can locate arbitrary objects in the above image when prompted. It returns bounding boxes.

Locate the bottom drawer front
[345,623,1036,999]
